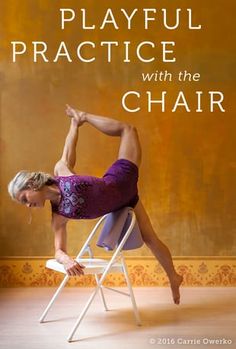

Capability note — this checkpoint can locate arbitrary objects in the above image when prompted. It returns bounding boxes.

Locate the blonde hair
[8,171,55,201]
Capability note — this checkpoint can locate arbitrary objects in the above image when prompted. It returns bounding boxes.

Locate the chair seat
[46,258,124,275]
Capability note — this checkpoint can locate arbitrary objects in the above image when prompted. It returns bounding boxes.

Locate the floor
[0,287,235,349]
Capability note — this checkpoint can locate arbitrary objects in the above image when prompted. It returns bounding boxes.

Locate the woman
[8,105,183,304]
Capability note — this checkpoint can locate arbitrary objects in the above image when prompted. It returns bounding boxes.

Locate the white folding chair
[39,208,141,342]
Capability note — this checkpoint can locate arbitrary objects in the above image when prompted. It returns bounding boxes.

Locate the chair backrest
[76,208,136,261]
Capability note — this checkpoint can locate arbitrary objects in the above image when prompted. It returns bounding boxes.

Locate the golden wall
[0,0,236,263]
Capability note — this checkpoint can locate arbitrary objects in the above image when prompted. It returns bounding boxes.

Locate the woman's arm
[51,213,85,276]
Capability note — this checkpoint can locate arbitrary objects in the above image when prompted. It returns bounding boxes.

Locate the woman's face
[16,188,46,208]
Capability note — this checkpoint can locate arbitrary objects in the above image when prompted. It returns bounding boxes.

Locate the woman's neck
[44,184,61,205]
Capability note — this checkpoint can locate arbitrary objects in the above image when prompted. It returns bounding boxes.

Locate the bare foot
[65,104,86,126]
[170,273,183,305]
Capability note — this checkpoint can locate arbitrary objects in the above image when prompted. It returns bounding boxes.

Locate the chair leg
[85,246,108,311]
[94,274,108,311]
[67,284,102,342]
[121,256,142,326]
[67,257,119,341]
[39,275,69,323]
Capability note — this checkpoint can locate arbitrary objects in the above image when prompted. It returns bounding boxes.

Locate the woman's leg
[54,115,81,176]
[134,200,183,305]
[60,118,79,170]
[66,105,141,167]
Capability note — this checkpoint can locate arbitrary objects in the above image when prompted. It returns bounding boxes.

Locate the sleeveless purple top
[51,159,139,219]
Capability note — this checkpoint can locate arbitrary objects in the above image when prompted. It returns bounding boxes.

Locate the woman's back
[51,159,139,219]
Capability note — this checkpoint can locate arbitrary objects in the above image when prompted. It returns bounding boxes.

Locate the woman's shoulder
[51,211,69,227]
[54,160,76,177]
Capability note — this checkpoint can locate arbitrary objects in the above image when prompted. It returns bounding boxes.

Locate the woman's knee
[121,124,140,145]
[122,123,137,135]
[118,123,141,166]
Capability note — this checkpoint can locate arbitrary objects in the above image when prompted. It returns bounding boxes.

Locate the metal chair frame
[39,208,141,342]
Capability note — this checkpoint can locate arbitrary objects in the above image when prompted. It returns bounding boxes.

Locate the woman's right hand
[63,258,85,276]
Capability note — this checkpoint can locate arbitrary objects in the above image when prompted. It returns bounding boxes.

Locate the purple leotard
[51,159,139,219]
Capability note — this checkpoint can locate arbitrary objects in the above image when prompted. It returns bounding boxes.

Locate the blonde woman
[8,105,183,304]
